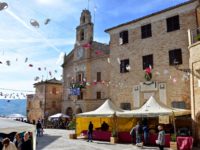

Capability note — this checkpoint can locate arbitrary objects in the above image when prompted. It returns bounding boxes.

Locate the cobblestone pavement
[36,129,172,150]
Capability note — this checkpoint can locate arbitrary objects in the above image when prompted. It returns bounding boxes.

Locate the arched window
[80,29,84,41]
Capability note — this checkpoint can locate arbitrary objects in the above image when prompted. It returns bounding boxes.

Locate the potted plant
[195,34,200,41]
[68,119,77,139]
[170,134,177,150]
[110,130,118,144]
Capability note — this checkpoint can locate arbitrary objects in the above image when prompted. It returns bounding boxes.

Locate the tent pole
[172,112,177,136]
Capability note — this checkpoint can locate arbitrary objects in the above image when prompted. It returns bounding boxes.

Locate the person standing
[130,125,135,144]
[0,141,3,150]
[143,124,149,145]
[87,121,93,142]
[2,138,17,150]
[135,121,143,146]
[21,132,32,150]
[36,120,42,137]
[157,125,165,150]
[13,133,22,150]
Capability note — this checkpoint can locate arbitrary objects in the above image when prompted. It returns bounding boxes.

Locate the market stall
[116,96,191,146]
[76,99,137,141]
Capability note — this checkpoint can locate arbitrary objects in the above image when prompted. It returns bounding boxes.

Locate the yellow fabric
[76,117,138,135]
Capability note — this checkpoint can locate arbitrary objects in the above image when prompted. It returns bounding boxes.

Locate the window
[52,101,56,108]
[82,16,85,23]
[141,24,152,39]
[119,30,128,44]
[78,91,83,100]
[80,29,84,41]
[166,15,180,32]
[77,72,83,82]
[96,92,101,99]
[52,87,56,95]
[120,59,129,73]
[97,72,101,82]
[171,101,186,109]
[143,54,153,70]
[120,103,131,110]
[169,49,182,65]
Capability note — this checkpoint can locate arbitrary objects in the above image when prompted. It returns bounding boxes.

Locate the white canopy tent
[48,113,70,121]
[76,99,124,117]
[0,118,36,150]
[116,96,191,117]
[7,113,26,119]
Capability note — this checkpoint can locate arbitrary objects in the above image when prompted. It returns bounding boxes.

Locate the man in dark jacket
[87,121,93,142]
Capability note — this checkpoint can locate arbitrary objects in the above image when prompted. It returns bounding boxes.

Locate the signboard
[159,115,169,124]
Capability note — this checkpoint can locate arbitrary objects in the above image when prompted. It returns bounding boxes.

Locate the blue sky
[0,0,188,98]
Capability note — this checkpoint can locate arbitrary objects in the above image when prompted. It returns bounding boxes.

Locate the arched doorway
[76,107,82,114]
[66,107,73,117]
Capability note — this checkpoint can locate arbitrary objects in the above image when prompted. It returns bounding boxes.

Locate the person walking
[87,121,93,142]
[2,138,17,150]
[156,125,165,150]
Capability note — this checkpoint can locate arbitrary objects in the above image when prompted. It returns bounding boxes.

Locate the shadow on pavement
[37,134,61,150]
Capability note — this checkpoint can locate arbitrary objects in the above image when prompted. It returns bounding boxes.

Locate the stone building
[26,78,63,123]
[188,26,200,144]
[62,10,110,116]
[105,0,199,111]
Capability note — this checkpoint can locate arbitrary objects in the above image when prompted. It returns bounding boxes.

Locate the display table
[82,130,111,141]
[177,136,193,150]
[118,132,170,147]
[81,130,170,146]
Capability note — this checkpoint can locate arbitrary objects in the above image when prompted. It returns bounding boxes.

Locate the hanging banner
[69,88,80,96]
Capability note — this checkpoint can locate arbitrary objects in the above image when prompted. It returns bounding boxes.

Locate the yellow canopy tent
[76,99,138,136]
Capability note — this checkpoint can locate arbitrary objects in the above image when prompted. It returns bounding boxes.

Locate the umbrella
[7,113,26,118]
[48,113,70,121]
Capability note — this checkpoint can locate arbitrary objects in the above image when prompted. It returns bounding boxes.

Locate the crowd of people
[130,121,165,150]
[0,132,33,150]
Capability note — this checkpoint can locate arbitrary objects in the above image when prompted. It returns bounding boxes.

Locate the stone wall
[107,2,198,109]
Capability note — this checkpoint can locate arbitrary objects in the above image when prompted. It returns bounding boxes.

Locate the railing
[188,27,200,45]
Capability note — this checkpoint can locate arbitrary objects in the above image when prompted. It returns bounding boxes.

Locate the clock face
[77,47,83,59]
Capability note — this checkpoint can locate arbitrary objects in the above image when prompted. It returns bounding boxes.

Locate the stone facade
[105,0,199,110]
[26,78,63,123]
[189,40,200,144]
[62,10,110,116]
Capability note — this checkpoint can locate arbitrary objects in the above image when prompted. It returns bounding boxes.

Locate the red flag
[29,64,33,67]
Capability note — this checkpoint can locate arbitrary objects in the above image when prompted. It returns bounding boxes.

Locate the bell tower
[76,9,93,45]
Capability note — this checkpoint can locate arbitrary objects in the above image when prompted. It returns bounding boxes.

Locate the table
[82,130,111,141]
[177,136,193,150]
